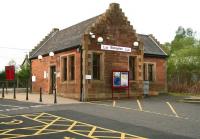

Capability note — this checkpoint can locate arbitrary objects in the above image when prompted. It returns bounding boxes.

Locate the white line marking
[166,102,179,117]
[137,99,143,111]
[30,105,46,108]
[0,104,22,108]
[86,102,188,120]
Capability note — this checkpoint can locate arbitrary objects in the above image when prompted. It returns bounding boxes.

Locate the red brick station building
[29,3,167,101]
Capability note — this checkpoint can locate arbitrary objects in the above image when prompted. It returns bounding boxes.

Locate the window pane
[93,53,100,80]
[148,64,153,81]
[129,56,135,80]
[63,57,67,81]
[70,56,75,80]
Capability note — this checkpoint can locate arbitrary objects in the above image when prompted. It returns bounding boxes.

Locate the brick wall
[82,3,144,100]
[31,49,81,100]
[144,57,167,95]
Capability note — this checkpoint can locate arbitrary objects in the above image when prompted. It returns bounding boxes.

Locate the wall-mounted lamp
[133,41,139,47]
[97,37,104,43]
[89,32,95,39]
[38,55,43,60]
[49,51,54,57]
[89,32,93,35]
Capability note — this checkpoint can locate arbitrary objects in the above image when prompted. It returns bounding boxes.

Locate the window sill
[129,80,137,83]
[61,80,76,84]
[91,79,104,83]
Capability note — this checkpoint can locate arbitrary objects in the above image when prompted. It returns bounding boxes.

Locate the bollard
[13,83,16,99]
[39,87,42,102]
[2,83,5,98]
[54,89,57,104]
[26,82,29,100]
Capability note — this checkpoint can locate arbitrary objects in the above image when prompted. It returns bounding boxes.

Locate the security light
[38,55,43,60]
[133,41,139,47]
[49,51,54,57]
[97,37,103,43]
[91,34,95,38]
[90,32,94,35]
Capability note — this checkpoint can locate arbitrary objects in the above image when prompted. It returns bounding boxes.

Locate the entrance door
[50,66,56,94]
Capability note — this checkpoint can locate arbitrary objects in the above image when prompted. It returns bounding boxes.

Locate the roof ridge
[30,28,59,58]
[60,15,101,33]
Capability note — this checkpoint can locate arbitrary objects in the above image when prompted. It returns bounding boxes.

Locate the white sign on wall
[44,71,47,79]
[101,45,131,52]
[85,75,92,80]
[32,76,36,82]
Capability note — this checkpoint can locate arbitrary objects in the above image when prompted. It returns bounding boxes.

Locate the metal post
[2,83,5,98]
[13,82,16,99]
[54,89,57,104]
[39,87,42,102]
[6,81,8,94]
[26,81,29,100]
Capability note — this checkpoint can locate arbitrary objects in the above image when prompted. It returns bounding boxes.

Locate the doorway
[50,66,56,94]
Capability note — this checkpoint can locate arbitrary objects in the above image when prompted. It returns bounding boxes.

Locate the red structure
[112,70,129,99]
[5,66,15,80]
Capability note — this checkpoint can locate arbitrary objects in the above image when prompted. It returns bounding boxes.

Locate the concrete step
[181,97,200,103]
[184,97,200,101]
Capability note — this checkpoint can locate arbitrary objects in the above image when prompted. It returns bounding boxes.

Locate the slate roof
[29,16,167,59]
[29,16,99,59]
[138,34,167,57]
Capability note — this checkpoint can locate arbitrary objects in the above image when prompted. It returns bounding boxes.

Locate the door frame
[49,65,56,94]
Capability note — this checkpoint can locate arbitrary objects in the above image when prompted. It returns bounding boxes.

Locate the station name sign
[101,45,131,52]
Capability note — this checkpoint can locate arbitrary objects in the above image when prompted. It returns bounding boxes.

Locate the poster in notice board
[112,71,129,88]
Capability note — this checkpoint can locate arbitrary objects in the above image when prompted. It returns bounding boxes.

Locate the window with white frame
[143,63,155,81]
[62,57,67,81]
[61,54,75,82]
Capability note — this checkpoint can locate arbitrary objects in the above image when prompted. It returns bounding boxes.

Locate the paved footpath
[0,92,80,104]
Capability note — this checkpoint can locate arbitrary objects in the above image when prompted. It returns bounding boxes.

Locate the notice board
[112,70,129,99]
[112,71,129,88]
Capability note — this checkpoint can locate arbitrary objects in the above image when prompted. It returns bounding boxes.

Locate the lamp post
[38,55,43,102]
[49,51,57,104]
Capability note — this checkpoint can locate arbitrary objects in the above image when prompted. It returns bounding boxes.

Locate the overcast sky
[0,0,200,70]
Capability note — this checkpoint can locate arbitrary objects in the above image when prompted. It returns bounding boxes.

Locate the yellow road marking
[22,115,48,125]
[67,121,77,130]
[0,112,148,139]
[88,126,96,137]
[0,119,23,125]
[113,100,116,107]
[33,113,45,120]
[166,102,179,117]
[1,129,15,134]
[137,99,143,111]
[34,117,61,135]
[121,133,125,139]
[0,113,10,118]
